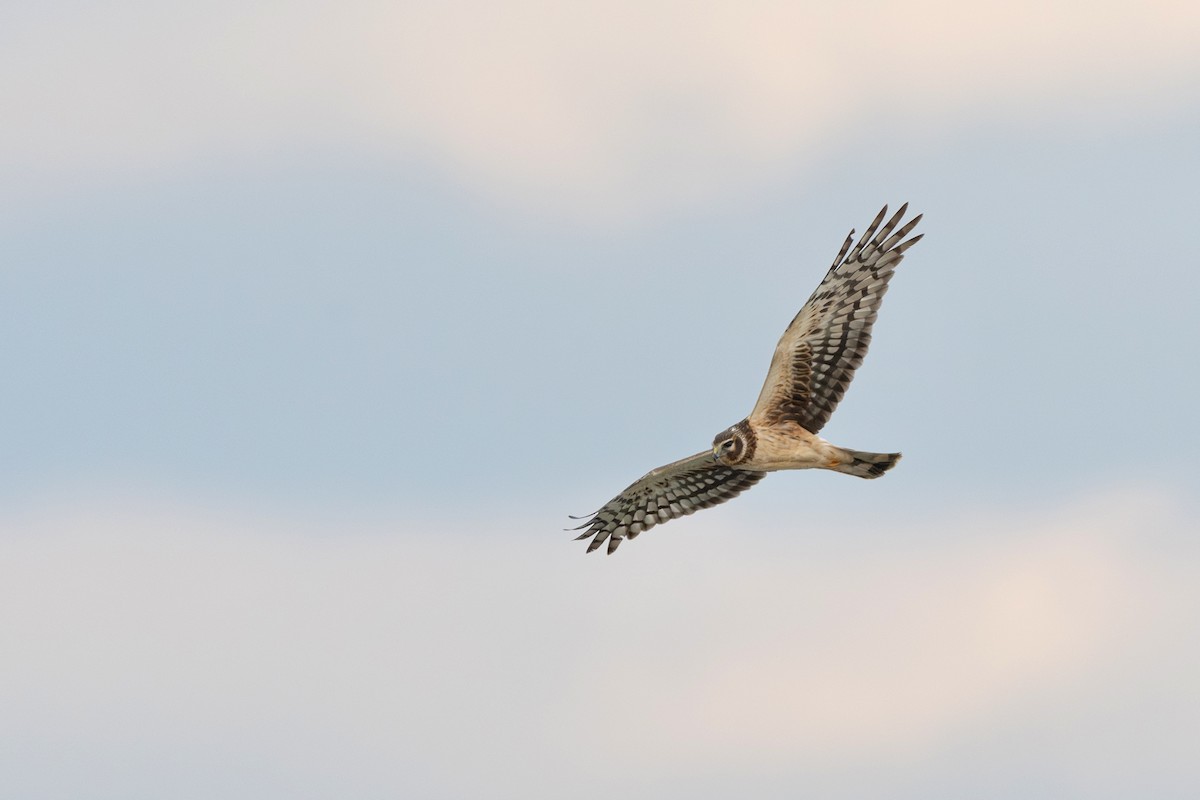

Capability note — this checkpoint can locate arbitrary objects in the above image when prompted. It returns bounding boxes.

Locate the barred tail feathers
[832,448,902,479]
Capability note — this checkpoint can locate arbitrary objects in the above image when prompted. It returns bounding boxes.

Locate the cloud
[1,487,1195,797]
[3,1,1198,219]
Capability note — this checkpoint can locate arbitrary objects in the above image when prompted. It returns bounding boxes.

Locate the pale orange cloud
[0,487,1191,795]
[3,1,1198,218]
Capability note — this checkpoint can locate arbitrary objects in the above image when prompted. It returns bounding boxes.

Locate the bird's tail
[831,448,902,479]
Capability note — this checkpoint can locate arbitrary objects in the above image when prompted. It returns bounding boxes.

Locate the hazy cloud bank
[4,1,1198,219]
[2,486,1195,797]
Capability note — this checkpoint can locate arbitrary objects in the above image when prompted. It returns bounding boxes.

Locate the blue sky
[2,2,1200,798]
[6,119,1199,512]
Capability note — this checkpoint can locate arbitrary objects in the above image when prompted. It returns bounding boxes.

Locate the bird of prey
[570,204,923,554]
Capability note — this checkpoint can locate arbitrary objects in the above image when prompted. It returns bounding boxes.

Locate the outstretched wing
[749,204,923,433]
[570,452,766,555]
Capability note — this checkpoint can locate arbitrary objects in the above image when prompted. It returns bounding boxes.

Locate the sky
[2,1,1200,797]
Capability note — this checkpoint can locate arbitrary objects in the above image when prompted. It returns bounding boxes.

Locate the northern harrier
[571,204,923,554]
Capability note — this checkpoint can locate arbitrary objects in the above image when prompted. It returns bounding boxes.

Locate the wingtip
[895,232,924,254]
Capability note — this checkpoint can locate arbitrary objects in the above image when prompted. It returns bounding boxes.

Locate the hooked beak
[712,445,721,463]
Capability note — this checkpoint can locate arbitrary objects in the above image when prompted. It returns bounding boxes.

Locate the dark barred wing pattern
[571,452,766,555]
[750,204,923,434]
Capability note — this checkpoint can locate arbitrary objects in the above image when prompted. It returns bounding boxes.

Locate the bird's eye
[724,440,736,449]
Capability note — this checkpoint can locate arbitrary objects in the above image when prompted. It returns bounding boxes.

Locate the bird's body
[713,418,900,477]
[715,418,819,472]
[572,204,923,554]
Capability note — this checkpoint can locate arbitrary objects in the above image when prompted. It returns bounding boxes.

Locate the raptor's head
[712,420,756,466]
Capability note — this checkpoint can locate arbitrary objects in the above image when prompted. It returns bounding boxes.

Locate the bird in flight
[570,204,923,554]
